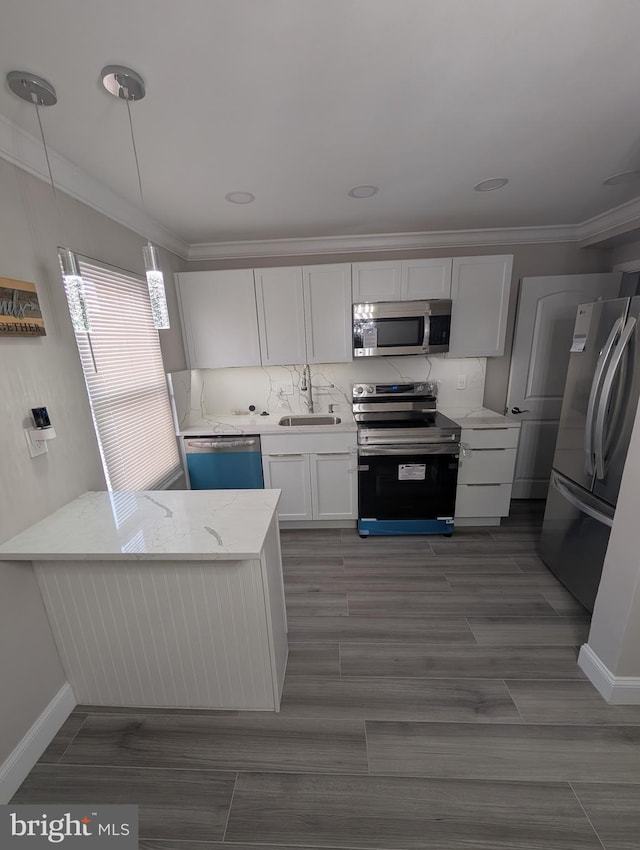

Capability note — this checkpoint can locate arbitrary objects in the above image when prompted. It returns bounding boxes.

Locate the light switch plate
[24,428,48,457]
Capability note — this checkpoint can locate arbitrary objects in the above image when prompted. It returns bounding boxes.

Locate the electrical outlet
[24,428,48,457]
[275,381,293,395]
[456,374,467,390]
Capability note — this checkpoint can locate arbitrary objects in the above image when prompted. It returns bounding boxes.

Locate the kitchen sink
[278,415,342,426]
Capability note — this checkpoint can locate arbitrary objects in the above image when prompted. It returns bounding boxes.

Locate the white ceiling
[2,0,640,248]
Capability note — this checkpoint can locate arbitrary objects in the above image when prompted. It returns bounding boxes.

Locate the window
[68,255,181,491]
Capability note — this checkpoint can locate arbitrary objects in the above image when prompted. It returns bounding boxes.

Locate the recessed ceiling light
[602,171,640,186]
[474,178,509,192]
[225,191,255,204]
[348,185,379,198]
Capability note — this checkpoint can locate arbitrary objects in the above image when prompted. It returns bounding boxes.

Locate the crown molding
[187,223,580,261]
[0,112,189,259]
[577,194,640,246]
[4,110,640,263]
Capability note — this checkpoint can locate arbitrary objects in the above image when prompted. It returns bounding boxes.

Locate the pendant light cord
[35,95,97,368]
[126,99,148,225]
[34,97,64,229]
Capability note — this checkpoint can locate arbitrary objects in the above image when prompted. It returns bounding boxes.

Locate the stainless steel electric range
[353,381,461,536]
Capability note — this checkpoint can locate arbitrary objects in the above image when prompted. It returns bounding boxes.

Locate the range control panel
[352,381,436,399]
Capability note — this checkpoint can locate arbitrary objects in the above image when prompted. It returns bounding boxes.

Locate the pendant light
[6,71,91,333]
[101,65,170,329]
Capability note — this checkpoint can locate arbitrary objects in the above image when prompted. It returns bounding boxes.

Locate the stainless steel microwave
[353,299,452,357]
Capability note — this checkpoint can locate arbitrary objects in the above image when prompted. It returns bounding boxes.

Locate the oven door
[358,445,459,521]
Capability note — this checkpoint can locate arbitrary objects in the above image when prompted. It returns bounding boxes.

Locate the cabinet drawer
[261,432,356,454]
[455,483,512,518]
[461,427,519,450]
[458,448,517,484]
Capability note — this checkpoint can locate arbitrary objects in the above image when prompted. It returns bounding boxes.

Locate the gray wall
[0,156,186,766]
[608,238,640,268]
[188,241,610,413]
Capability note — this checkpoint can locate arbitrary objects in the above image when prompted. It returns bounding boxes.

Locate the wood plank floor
[13,501,640,849]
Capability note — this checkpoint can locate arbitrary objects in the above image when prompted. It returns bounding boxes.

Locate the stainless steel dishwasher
[184,436,264,490]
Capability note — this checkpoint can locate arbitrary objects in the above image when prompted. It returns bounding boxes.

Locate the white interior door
[507,273,621,499]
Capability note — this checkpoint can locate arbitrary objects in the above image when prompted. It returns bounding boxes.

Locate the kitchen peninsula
[0,490,287,711]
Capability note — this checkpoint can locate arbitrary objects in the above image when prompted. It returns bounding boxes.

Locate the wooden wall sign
[0,277,46,337]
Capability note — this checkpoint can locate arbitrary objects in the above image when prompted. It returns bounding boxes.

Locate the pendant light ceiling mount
[6,71,57,106]
[100,65,146,102]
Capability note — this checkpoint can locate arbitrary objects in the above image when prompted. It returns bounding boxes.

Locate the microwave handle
[422,315,430,350]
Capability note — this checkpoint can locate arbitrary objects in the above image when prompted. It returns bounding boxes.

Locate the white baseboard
[578,645,640,704]
[0,683,76,803]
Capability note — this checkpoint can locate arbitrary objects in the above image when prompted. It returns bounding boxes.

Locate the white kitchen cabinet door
[303,264,352,363]
[449,255,514,357]
[401,258,452,300]
[458,448,518,485]
[175,269,261,368]
[352,261,402,302]
[455,483,512,518]
[310,452,358,520]
[255,267,307,365]
[262,454,312,520]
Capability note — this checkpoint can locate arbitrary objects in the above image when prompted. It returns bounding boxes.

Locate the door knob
[511,406,530,414]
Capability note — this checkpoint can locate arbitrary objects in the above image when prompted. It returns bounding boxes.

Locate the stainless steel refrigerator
[540,296,640,611]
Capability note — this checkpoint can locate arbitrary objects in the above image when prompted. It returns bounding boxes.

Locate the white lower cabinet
[262,453,312,520]
[311,452,358,520]
[262,434,357,522]
[455,426,520,525]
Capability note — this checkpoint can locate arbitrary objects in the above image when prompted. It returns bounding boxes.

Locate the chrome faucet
[300,364,314,413]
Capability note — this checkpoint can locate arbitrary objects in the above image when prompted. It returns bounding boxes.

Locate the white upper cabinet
[352,259,452,302]
[175,269,261,368]
[303,264,352,363]
[352,261,402,302]
[401,258,452,300]
[449,255,514,358]
[255,267,307,366]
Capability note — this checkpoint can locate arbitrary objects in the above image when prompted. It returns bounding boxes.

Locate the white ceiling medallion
[225,191,256,204]
[474,178,509,192]
[348,185,379,198]
[602,171,640,186]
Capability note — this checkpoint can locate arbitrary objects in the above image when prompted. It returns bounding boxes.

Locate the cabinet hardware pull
[268,453,304,457]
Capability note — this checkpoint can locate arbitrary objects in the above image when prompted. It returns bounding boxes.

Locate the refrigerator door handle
[551,472,614,528]
[584,317,624,475]
[593,316,637,480]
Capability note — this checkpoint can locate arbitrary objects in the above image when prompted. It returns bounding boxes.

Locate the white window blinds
[70,256,181,491]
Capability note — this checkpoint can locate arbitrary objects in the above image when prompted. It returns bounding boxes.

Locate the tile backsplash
[169,355,486,428]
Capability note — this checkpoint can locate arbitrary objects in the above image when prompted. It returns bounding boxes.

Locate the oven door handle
[358,445,459,456]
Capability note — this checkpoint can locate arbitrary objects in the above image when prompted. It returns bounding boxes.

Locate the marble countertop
[440,407,521,429]
[179,413,357,437]
[0,490,281,562]
[177,408,518,436]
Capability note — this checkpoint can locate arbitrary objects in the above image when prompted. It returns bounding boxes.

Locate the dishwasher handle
[185,437,259,452]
